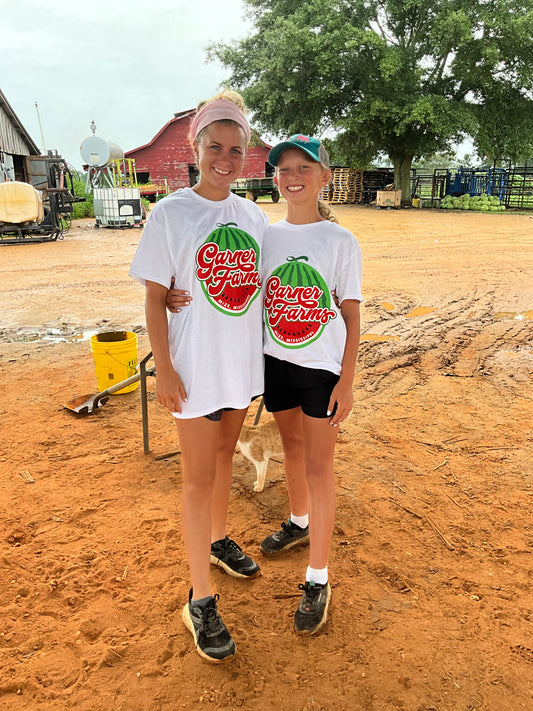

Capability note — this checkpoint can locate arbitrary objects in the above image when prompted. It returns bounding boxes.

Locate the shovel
[63,367,155,415]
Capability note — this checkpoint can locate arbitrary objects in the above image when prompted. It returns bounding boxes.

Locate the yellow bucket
[90,331,138,394]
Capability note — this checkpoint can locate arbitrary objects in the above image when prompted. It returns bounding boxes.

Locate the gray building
[0,89,40,182]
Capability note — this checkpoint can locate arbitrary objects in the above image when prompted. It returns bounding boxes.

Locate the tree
[473,84,533,165]
[210,0,533,200]
[412,151,462,172]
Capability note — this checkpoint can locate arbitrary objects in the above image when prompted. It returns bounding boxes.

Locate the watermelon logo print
[196,222,261,316]
[264,256,336,348]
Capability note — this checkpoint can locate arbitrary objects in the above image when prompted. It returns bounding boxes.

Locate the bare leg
[176,417,219,600]
[302,414,338,570]
[211,408,248,542]
[273,407,308,517]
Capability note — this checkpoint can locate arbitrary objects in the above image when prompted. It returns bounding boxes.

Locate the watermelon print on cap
[196,222,261,316]
[264,256,337,348]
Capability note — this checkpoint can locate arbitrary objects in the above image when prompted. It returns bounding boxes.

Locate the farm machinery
[0,154,84,245]
[230,177,280,202]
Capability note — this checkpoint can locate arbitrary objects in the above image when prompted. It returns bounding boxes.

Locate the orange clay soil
[0,204,532,711]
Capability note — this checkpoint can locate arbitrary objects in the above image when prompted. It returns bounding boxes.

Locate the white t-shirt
[129,188,269,418]
[262,219,363,375]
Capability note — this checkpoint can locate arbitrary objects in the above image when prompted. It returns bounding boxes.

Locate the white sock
[306,565,328,585]
[290,513,309,529]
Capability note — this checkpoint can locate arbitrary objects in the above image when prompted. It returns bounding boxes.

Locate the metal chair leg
[253,396,265,426]
[139,351,153,454]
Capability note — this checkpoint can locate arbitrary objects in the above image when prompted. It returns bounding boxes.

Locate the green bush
[71,177,94,219]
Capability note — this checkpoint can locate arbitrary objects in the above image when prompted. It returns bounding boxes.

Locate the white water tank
[80,136,124,167]
[0,182,44,224]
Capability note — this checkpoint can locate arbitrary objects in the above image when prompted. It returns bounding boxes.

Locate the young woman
[260,134,362,635]
[129,90,268,663]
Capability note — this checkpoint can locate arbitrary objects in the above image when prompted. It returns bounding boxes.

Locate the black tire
[247,191,258,202]
[272,190,280,203]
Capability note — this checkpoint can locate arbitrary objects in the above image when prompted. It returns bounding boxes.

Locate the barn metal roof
[0,89,40,156]
[125,110,196,156]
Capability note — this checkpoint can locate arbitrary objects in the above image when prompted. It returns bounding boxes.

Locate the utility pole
[34,102,47,155]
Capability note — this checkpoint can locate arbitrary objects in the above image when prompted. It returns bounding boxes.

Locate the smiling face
[193,121,247,200]
[274,147,331,206]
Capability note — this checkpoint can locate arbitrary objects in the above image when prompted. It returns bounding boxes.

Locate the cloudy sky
[2,0,254,170]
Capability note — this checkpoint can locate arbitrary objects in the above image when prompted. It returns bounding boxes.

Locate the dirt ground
[0,203,532,711]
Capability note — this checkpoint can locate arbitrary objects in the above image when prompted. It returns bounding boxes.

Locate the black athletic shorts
[204,395,261,422]
[263,354,339,419]
[204,407,234,422]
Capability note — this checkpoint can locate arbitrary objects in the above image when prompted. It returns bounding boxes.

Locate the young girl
[129,90,269,663]
[260,134,362,635]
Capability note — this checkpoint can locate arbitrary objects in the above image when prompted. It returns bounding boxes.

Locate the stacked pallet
[330,167,352,204]
[325,168,364,204]
[362,169,395,203]
[319,181,332,202]
[350,170,363,203]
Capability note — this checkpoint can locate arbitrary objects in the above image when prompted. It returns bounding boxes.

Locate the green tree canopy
[210,0,533,199]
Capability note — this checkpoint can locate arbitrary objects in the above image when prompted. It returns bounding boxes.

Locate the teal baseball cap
[268,134,330,168]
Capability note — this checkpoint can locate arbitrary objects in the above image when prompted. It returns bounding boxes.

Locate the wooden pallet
[330,193,357,204]
[319,183,332,201]
[324,168,364,203]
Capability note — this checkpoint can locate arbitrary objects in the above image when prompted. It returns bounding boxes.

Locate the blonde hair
[318,200,338,223]
[317,161,337,221]
[196,89,246,113]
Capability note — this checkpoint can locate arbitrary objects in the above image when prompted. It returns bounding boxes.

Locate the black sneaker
[210,537,261,579]
[182,589,236,663]
[260,519,310,556]
[293,581,331,636]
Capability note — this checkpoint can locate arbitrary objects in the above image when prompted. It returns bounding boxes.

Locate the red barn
[125,109,272,191]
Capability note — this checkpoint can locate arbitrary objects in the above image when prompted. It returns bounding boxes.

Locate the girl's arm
[145,280,187,413]
[328,299,361,427]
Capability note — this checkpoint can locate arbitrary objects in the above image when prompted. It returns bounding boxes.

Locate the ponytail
[318,200,338,223]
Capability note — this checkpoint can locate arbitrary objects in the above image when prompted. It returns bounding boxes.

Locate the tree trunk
[391,155,413,204]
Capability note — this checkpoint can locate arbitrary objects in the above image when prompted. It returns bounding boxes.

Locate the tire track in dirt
[358,290,533,395]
